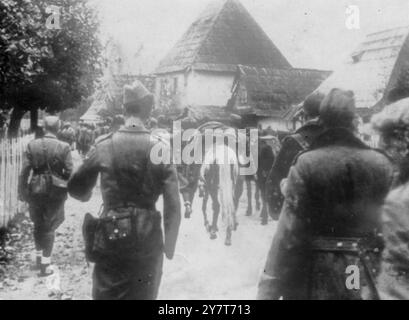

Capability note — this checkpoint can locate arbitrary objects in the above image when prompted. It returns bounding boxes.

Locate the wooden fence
[0,134,33,227]
[359,133,380,149]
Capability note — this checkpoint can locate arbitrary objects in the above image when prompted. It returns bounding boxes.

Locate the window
[160,77,179,97]
[239,87,248,104]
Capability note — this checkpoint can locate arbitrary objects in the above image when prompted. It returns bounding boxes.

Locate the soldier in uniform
[93,122,105,139]
[76,123,87,156]
[265,92,325,220]
[257,133,277,225]
[371,98,409,299]
[67,81,181,300]
[58,122,76,149]
[179,118,201,219]
[258,89,394,300]
[18,116,73,276]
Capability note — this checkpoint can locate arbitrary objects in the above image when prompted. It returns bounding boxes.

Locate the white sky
[92,0,409,73]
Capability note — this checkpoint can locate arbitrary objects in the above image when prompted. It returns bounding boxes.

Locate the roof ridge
[367,25,409,37]
[192,0,228,66]
[238,65,331,73]
[156,0,291,73]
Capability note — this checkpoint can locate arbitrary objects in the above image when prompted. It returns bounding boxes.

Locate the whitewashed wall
[156,70,235,110]
[186,71,234,107]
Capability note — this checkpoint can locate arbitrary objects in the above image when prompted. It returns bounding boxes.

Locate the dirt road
[0,151,276,300]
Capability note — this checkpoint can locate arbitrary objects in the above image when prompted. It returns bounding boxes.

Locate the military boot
[38,257,54,277]
[184,202,192,219]
[30,251,42,271]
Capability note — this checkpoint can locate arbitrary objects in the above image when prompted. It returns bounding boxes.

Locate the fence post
[0,134,33,227]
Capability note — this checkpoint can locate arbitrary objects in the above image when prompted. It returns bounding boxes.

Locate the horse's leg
[202,190,211,233]
[233,175,244,211]
[182,190,192,219]
[259,178,268,226]
[255,179,261,211]
[232,180,240,231]
[210,190,219,240]
[225,226,232,246]
[186,165,200,218]
[245,178,253,216]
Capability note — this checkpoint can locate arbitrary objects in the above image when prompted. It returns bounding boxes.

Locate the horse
[257,134,281,225]
[232,132,281,225]
[199,142,240,246]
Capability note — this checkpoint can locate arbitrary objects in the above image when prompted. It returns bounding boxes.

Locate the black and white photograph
[1,0,409,305]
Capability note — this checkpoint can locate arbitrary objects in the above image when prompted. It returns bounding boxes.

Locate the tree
[0,0,103,137]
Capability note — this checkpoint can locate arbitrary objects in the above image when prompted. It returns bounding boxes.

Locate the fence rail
[0,134,33,227]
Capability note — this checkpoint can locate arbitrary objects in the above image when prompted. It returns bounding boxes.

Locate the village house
[228,65,331,131]
[154,0,291,119]
[315,26,409,118]
[312,25,409,146]
[154,0,330,130]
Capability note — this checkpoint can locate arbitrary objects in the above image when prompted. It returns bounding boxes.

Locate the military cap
[303,92,325,118]
[320,88,356,129]
[44,116,60,133]
[123,80,153,106]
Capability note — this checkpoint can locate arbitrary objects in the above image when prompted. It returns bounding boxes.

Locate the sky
[92,0,409,74]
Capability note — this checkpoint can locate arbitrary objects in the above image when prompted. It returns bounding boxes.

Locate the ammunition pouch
[82,206,161,263]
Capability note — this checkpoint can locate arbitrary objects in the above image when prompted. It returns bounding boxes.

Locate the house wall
[155,70,235,112]
[186,71,235,107]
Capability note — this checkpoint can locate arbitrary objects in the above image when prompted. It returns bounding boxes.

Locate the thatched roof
[314,26,409,113]
[233,65,331,117]
[155,0,291,74]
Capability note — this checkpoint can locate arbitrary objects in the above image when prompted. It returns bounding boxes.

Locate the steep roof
[156,0,291,74]
[314,26,409,112]
[233,65,331,117]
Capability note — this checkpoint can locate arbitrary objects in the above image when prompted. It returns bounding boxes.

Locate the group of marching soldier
[17,80,409,300]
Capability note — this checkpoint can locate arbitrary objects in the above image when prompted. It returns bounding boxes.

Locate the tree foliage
[0,0,103,135]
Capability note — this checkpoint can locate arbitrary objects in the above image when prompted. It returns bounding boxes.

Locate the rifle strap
[292,133,310,150]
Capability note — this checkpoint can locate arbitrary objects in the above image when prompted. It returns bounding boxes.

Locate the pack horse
[189,122,243,246]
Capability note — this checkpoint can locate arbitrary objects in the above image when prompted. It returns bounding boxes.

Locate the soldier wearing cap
[68,81,181,300]
[18,116,73,276]
[258,89,394,300]
[265,92,326,220]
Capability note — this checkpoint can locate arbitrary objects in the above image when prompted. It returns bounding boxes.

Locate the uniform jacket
[19,133,73,202]
[258,128,394,300]
[266,120,324,219]
[377,183,409,299]
[67,123,181,259]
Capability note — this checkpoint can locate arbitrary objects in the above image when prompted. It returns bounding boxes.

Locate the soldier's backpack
[28,139,68,199]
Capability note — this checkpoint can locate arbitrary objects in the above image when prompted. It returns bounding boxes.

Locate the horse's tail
[218,160,238,230]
